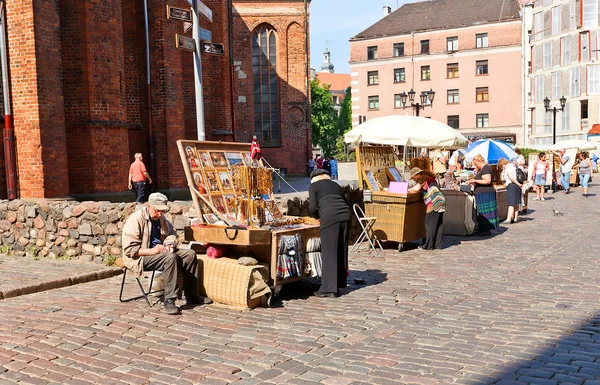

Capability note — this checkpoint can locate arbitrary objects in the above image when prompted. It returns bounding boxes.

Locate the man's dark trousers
[133,181,147,203]
[142,249,199,300]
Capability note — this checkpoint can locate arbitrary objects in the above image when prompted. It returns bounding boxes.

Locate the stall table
[440,190,476,236]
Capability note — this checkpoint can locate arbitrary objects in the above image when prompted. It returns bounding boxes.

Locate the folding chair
[117,258,163,307]
[350,203,384,254]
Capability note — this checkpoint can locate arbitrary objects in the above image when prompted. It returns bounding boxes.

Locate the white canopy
[549,139,598,151]
[344,115,468,149]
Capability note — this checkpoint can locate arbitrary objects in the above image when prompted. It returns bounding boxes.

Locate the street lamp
[543,95,567,145]
[400,88,435,116]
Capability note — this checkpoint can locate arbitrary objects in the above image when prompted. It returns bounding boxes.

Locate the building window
[367,46,378,60]
[447,115,459,129]
[476,33,488,48]
[583,0,598,29]
[552,71,561,100]
[543,41,552,69]
[447,89,459,104]
[421,65,431,80]
[570,67,580,97]
[367,71,379,85]
[420,39,429,54]
[394,93,403,108]
[252,26,279,144]
[561,36,571,66]
[581,32,590,62]
[570,0,577,31]
[446,36,458,51]
[588,64,600,94]
[393,43,404,57]
[368,95,379,110]
[476,87,489,102]
[476,113,489,128]
[533,12,543,43]
[393,68,405,83]
[552,6,561,35]
[476,60,488,75]
[535,75,544,103]
[561,103,570,132]
[447,63,459,78]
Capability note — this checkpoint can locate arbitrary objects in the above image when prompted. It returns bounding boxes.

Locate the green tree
[310,79,338,156]
[334,87,352,159]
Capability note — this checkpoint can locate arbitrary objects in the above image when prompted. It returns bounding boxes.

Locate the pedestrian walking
[308,169,351,298]
[308,156,316,174]
[498,158,522,224]
[316,155,323,169]
[121,193,211,315]
[532,152,549,201]
[408,167,446,250]
[551,148,572,193]
[329,157,338,180]
[577,151,594,197]
[128,153,152,203]
[467,154,498,235]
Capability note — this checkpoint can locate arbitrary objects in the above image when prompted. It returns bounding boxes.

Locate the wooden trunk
[185,226,271,246]
[365,192,426,243]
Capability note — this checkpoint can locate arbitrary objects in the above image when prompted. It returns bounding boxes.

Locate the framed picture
[203,213,219,224]
[223,213,237,222]
[185,145,201,169]
[226,152,244,166]
[223,194,237,212]
[192,172,208,194]
[199,151,212,168]
[363,170,379,191]
[219,171,233,190]
[210,152,228,167]
[204,171,221,192]
[212,196,227,214]
[386,167,403,182]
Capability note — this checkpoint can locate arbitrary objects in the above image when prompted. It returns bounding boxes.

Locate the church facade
[0,0,311,200]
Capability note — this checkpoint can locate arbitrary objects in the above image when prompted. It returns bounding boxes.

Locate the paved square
[1,190,600,384]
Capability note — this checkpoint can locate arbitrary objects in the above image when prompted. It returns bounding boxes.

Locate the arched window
[252,26,279,145]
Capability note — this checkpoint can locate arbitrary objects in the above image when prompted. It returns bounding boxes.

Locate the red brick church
[0,0,311,200]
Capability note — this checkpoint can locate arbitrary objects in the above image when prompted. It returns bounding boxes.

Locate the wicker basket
[198,256,270,309]
[365,192,426,243]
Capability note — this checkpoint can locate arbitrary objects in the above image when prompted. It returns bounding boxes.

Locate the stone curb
[0,268,123,300]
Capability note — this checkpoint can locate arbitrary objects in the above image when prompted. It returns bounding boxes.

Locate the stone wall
[0,200,197,263]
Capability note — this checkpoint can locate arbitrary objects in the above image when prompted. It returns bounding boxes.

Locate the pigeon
[552,209,564,216]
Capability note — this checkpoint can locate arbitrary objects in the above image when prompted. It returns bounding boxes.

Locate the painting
[223,194,237,212]
[363,170,379,191]
[192,172,207,194]
[199,151,212,168]
[185,145,200,169]
[204,171,221,192]
[219,171,233,190]
[203,214,219,224]
[212,196,227,214]
[386,167,403,182]
[226,152,244,166]
[210,152,228,167]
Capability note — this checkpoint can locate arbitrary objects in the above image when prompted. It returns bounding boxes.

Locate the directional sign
[167,5,192,22]
[198,27,212,42]
[176,34,196,52]
[201,41,225,56]
[185,0,213,22]
[183,22,193,33]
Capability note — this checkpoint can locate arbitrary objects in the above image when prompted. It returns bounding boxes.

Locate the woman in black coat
[308,169,352,298]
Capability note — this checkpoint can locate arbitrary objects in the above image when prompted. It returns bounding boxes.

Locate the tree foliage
[310,79,338,156]
[333,87,353,159]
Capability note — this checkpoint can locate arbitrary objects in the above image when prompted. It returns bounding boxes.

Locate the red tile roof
[315,72,351,93]
[351,0,521,41]
[590,124,600,135]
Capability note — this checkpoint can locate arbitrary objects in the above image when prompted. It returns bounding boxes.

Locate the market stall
[178,140,320,293]
[345,115,468,250]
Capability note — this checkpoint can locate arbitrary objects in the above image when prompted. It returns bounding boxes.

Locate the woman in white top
[531,152,549,201]
[498,158,523,224]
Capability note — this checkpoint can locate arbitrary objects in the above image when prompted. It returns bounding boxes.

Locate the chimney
[383,6,392,17]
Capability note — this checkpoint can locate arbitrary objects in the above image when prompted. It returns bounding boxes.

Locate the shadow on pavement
[481,311,600,384]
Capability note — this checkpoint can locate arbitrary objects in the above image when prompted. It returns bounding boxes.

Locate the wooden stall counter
[440,190,476,236]
[365,191,426,251]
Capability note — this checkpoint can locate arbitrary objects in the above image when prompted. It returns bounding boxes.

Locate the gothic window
[252,26,280,145]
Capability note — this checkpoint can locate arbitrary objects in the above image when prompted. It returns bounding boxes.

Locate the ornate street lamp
[544,95,567,145]
[400,88,435,116]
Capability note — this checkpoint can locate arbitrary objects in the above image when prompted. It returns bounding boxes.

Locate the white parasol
[549,140,598,151]
[344,115,468,149]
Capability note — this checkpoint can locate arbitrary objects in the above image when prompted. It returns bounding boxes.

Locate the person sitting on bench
[121,192,211,314]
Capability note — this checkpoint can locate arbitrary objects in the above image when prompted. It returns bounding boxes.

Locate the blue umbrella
[465,139,517,165]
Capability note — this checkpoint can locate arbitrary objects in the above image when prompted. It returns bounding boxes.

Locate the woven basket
[198,256,270,309]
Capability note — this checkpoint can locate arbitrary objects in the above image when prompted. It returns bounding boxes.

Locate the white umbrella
[549,140,597,151]
[344,115,468,149]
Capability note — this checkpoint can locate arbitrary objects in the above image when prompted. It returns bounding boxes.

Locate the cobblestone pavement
[0,256,121,300]
[2,187,600,384]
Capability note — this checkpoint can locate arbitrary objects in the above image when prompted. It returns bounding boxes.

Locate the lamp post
[543,95,567,145]
[400,88,435,116]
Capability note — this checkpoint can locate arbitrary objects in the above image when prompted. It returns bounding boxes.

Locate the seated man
[122,192,211,314]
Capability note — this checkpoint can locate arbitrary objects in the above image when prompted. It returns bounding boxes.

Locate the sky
[310,0,413,74]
